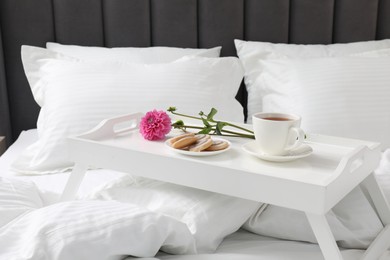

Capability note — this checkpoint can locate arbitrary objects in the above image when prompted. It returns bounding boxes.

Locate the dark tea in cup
[263,117,292,121]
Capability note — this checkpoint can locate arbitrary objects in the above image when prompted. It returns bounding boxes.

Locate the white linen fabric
[244,148,390,250]
[89,175,261,253]
[237,53,390,248]
[12,46,244,174]
[155,229,390,260]
[46,42,222,63]
[234,39,390,123]
[2,129,390,259]
[375,150,390,234]
[243,187,383,249]
[0,130,128,205]
[376,149,390,176]
[258,57,390,149]
[235,39,390,249]
[28,43,221,108]
[0,200,196,260]
[351,48,390,57]
[2,130,260,255]
[0,177,43,227]
[21,47,76,107]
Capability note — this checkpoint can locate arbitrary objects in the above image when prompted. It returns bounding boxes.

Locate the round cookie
[168,133,198,149]
[168,133,195,146]
[205,140,229,151]
[189,135,213,152]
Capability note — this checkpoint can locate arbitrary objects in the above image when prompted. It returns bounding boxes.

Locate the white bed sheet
[0,130,128,205]
[155,229,390,260]
[1,130,390,260]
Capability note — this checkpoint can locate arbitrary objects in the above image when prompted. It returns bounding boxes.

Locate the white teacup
[252,112,305,156]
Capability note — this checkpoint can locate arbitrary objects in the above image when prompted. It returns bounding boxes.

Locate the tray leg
[361,173,390,226]
[360,173,390,260]
[60,162,88,202]
[305,212,343,260]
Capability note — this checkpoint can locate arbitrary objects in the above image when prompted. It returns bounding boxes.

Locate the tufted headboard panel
[1,0,390,145]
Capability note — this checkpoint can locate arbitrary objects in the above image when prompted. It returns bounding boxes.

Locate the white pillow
[241,55,390,249]
[0,200,196,259]
[244,187,383,249]
[0,177,43,227]
[259,56,390,148]
[235,39,390,250]
[89,175,262,253]
[46,42,221,63]
[234,39,390,122]
[12,46,244,174]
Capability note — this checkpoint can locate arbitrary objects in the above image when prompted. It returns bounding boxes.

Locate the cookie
[204,140,229,151]
[168,133,198,149]
[167,133,195,146]
[189,135,213,152]
[168,134,226,152]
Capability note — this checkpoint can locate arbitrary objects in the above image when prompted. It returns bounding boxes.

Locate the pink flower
[140,110,172,140]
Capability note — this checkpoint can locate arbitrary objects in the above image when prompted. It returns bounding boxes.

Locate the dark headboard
[1,0,390,146]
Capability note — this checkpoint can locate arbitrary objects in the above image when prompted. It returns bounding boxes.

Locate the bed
[1,0,390,259]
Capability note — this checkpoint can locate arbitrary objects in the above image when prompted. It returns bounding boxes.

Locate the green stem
[225,122,254,134]
[170,111,254,134]
[169,108,254,138]
[172,125,204,130]
[209,133,255,139]
[170,111,202,120]
[172,124,255,139]
[220,129,254,138]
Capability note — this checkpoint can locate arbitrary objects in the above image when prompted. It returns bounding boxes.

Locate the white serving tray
[64,113,380,214]
[62,113,390,260]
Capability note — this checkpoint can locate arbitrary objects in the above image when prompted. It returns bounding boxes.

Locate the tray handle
[332,145,380,181]
[336,145,367,174]
[78,113,144,140]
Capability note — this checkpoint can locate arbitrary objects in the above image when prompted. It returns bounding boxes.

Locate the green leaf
[198,126,212,134]
[206,108,218,122]
[215,122,227,135]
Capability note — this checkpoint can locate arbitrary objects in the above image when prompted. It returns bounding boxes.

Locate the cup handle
[285,127,305,151]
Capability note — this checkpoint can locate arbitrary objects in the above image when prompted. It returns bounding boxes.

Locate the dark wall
[0,24,11,146]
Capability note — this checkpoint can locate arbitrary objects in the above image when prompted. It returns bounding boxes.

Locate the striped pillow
[0,200,196,259]
[12,46,244,174]
[260,56,390,149]
[0,177,43,227]
[235,39,390,123]
[46,42,222,63]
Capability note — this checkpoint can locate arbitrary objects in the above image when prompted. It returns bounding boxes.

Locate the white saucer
[242,141,313,162]
[165,137,231,157]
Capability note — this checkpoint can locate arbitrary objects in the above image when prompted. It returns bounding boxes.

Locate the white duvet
[0,180,196,259]
[0,130,259,259]
[1,130,390,260]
